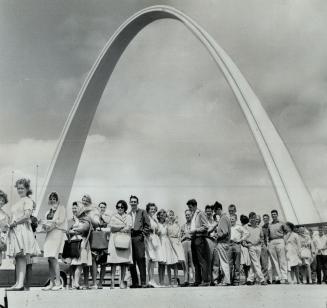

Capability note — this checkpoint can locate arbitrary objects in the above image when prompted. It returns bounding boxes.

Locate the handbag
[90,229,109,250]
[62,238,82,259]
[114,232,130,249]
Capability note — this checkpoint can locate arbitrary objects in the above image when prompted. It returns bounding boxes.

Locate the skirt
[71,238,92,266]
[159,235,178,265]
[44,229,66,258]
[145,233,163,262]
[6,223,41,258]
[107,232,133,264]
[170,237,185,262]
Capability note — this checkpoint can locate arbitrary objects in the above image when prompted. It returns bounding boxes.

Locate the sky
[0,0,327,221]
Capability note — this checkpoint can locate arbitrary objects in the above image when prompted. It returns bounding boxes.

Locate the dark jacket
[129,208,150,236]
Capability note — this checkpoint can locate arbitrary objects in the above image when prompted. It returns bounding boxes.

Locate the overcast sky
[0,0,326,221]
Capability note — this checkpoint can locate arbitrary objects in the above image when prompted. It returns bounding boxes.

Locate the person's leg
[268,241,281,281]
[111,264,116,288]
[16,256,27,288]
[167,265,172,286]
[248,246,265,283]
[228,244,234,284]
[216,243,230,284]
[182,242,189,283]
[294,266,300,284]
[53,258,61,286]
[316,255,322,284]
[48,259,55,286]
[120,264,127,288]
[74,266,82,288]
[276,240,288,281]
[306,264,312,283]
[25,263,32,290]
[130,237,139,287]
[196,238,212,284]
[99,264,106,288]
[191,239,201,285]
[323,256,327,283]
[91,255,97,287]
[234,244,241,285]
[260,245,269,282]
[83,265,90,288]
[174,264,179,286]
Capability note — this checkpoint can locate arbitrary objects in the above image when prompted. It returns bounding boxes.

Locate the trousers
[268,238,287,281]
[247,244,264,282]
[215,242,230,284]
[229,242,241,284]
[191,236,211,284]
[130,235,146,286]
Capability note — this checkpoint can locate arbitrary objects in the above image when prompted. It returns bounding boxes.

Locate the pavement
[2,285,327,308]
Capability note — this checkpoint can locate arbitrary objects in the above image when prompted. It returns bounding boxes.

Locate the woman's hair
[82,194,92,204]
[157,209,167,222]
[48,191,59,203]
[146,203,157,213]
[0,190,8,204]
[286,221,295,231]
[15,178,32,196]
[116,200,128,213]
[98,202,107,207]
[240,214,249,225]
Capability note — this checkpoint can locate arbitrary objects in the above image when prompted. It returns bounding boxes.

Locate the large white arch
[36,5,321,224]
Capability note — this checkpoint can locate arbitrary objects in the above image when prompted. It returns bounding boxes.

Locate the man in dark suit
[129,195,150,288]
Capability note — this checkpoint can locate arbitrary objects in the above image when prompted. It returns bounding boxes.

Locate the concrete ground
[3,285,327,308]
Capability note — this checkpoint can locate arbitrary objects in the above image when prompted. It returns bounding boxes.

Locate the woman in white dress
[107,200,132,289]
[298,226,314,284]
[42,192,67,291]
[6,178,40,291]
[145,203,162,287]
[284,222,301,284]
[167,210,185,287]
[0,190,10,266]
[157,209,178,286]
[68,202,92,289]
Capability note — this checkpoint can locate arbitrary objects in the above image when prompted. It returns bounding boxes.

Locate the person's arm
[142,211,151,236]
[9,199,33,228]
[216,216,229,240]
[197,212,209,233]
[240,225,250,242]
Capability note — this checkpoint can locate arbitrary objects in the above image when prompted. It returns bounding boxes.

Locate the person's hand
[121,227,129,233]
[9,221,17,229]
[198,226,206,233]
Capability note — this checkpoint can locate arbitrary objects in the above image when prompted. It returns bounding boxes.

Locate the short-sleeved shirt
[247,225,263,245]
[268,221,286,241]
[11,197,33,222]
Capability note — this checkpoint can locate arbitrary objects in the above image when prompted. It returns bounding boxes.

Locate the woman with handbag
[68,202,92,290]
[145,203,162,287]
[41,192,67,291]
[94,202,111,289]
[107,200,132,289]
[6,178,41,291]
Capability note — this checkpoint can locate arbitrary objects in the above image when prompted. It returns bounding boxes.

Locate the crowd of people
[0,177,326,291]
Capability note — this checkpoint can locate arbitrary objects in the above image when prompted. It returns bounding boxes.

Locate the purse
[62,238,82,259]
[114,232,130,249]
[90,229,109,250]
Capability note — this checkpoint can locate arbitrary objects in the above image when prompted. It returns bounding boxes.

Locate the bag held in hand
[90,230,109,250]
[114,232,130,249]
[62,238,82,259]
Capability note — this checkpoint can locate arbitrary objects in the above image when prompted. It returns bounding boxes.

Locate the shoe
[98,284,103,289]
[6,286,24,291]
[130,285,140,288]
[275,280,281,284]
[261,281,267,286]
[199,282,210,287]
[220,283,231,286]
[89,285,98,290]
[267,280,272,284]
[190,282,200,287]
[246,281,254,286]
[232,283,239,286]
[181,282,189,287]
[141,284,148,288]
[52,284,64,291]
[280,280,289,284]
[42,284,54,291]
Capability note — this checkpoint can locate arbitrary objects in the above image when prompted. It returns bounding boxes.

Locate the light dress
[43,204,67,258]
[158,223,178,265]
[70,216,92,266]
[107,213,133,264]
[145,215,163,262]
[0,209,9,264]
[6,197,40,258]
[240,225,251,266]
[298,233,313,265]
[285,232,301,270]
[167,222,185,262]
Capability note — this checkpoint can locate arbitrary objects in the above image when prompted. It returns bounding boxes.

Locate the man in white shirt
[229,213,249,285]
[313,225,327,284]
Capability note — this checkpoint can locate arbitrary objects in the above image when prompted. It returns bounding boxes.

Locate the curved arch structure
[36,5,320,224]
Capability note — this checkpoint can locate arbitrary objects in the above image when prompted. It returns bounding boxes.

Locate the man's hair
[271,209,278,215]
[249,212,257,219]
[98,202,107,207]
[263,214,269,219]
[146,203,157,213]
[240,215,249,225]
[130,195,139,203]
[186,199,197,206]
[205,205,213,211]
[212,201,222,211]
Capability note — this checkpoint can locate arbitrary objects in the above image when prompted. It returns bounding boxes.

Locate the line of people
[0,177,326,291]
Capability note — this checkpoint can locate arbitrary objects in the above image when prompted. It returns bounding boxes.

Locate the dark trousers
[229,243,241,284]
[191,236,211,284]
[316,255,327,284]
[130,235,146,286]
